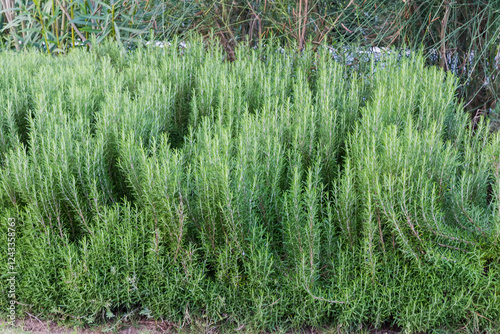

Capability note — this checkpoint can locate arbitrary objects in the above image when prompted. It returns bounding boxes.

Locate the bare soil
[1,318,407,334]
[1,319,175,334]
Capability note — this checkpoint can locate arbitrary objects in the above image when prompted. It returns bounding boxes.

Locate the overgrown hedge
[0,40,499,332]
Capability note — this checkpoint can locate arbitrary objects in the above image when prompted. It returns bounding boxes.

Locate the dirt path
[1,319,171,334]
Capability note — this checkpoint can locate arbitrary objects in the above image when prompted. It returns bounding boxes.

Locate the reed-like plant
[2,0,498,113]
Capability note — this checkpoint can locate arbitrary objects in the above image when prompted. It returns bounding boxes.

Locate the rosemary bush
[1,0,498,115]
[0,40,499,332]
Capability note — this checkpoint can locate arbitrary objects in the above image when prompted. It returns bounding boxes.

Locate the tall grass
[0,40,499,332]
[1,0,498,112]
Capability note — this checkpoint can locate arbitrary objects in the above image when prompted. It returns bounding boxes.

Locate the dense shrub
[0,40,499,332]
[1,0,498,115]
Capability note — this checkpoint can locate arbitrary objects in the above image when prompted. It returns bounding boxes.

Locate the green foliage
[1,0,498,115]
[0,40,499,332]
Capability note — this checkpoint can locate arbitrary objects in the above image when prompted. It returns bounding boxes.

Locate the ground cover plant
[0,39,500,332]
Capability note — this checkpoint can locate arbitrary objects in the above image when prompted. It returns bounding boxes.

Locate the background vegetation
[0,0,499,115]
[0,40,499,332]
